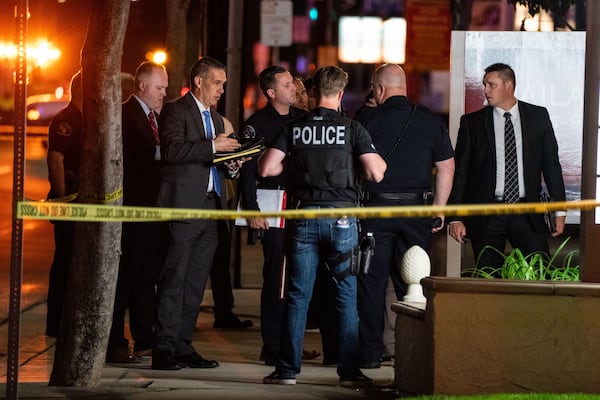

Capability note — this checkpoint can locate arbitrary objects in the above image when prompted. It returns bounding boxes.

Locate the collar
[190,92,210,114]
[494,100,519,119]
[133,95,152,116]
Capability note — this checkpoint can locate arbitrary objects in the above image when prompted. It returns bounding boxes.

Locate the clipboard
[235,189,286,229]
[213,138,265,165]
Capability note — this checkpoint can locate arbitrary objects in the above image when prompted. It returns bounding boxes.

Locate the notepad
[235,189,286,229]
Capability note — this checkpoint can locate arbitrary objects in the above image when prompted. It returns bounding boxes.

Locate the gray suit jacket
[449,100,566,235]
[156,91,227,210]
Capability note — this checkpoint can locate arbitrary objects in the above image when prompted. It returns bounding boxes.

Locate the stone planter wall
[393,277,600,395]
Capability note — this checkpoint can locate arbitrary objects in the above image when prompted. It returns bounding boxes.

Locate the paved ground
[0,289,402,400]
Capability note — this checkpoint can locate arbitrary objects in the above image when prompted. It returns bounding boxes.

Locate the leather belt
[364,192,430,202]
[295,200,356,209]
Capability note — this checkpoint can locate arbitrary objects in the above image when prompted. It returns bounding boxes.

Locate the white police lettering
[292,125,346,145]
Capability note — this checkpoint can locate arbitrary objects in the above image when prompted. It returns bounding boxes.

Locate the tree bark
[49,0,130,386]
[165,0,191,99]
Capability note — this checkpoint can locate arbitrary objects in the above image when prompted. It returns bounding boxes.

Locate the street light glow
[0,39,61,67]
[147,50,167,65]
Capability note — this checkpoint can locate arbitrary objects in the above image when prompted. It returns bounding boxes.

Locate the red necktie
[148,110,159,144]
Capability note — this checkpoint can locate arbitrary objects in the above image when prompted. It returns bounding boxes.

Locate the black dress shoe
[259,349,278,366]
[152,349,181,370]
[176,352,219,368]
[213,315,254,329]
[339,371,373,388]
[359,360,381,369]
[338,368,373,388]
[106,346,140,364]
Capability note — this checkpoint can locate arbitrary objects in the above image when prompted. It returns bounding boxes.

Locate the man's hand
[551,215,566,237]
[448,221,468,244]
[214,133,241,152]
[248,217,269,230]
[431,215,445,234]
[223,157,251,177]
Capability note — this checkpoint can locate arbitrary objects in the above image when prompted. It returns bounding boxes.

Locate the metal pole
[6,0,28,398]
[580,1,600,282]
[225,0,244,131]
[225,0,245,288]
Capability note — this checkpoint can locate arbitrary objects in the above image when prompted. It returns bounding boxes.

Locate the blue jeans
[277,214,359,377]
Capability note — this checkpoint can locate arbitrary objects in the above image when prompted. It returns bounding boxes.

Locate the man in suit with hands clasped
[448,63,566,270]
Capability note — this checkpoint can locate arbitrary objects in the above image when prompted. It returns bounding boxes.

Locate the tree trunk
[165,0,191,99]
[49,0,130,386]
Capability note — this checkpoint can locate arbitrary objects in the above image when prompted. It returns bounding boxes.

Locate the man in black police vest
[238,65,307,365]
[259,65,387,386]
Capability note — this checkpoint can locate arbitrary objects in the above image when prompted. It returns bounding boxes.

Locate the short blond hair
[313,65,348,97]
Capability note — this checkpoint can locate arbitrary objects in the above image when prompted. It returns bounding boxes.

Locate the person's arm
[448,221,468,244]
[539,107,567,237]
[258,148,286,178]
[432,157,455,233]
[447,114,473,243]
[47,150,66,198]
[358,153,386,183]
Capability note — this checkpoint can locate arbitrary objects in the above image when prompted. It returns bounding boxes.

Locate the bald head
[371,64,407,105]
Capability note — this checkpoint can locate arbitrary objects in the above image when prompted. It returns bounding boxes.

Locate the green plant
[464,237,579,281]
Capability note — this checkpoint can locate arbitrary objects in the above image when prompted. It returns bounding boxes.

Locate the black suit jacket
[122,96,161,206]
[156,91,227,210]
[449,100,566,235]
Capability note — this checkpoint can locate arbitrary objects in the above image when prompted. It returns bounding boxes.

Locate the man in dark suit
[106,62,168,364]
[152,57,242,370]
[449,63,566,269]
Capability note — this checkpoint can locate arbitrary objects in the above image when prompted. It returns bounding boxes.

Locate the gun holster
[247,228,264,245]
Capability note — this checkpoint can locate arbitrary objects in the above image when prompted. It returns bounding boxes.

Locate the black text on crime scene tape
[20,203,88,218]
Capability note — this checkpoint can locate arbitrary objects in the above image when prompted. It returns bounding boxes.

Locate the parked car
[26,93,68,126]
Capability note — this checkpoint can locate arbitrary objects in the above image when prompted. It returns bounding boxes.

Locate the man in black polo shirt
[355,63,455,369]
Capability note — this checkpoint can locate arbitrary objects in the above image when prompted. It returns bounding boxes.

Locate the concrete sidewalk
[0,289,399,399]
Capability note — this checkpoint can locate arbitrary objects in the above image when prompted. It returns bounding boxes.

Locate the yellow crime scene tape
[16,199,600,222]
[44,188,123,204]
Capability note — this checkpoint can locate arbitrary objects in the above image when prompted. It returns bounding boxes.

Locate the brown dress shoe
[106,347,140,364]
[302,349,321,360]
[134,348,152,358]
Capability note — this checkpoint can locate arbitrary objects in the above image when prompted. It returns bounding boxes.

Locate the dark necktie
[202,110,221,197]
[503,111,519,203]
[148,110,159,144]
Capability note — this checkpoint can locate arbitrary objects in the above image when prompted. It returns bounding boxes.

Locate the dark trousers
[210,220,235,320]
[357,215,431,365]
[310,264,338,362]
[108,221,167,352]
[46,221,74,336]
[154,205,218,356]
[470,213,549,270]
[260,228,286,358]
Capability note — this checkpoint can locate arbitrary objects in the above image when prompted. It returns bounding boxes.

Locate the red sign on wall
[404,0,451,71]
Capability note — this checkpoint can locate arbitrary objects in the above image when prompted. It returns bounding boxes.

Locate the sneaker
[263,371,296,385]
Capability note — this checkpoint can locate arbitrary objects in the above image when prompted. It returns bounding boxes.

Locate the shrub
[463,237,579,281]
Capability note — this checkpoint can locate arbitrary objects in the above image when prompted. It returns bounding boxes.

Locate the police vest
[287,113,356,191]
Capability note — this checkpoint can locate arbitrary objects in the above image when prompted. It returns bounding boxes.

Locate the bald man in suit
[107,62,168,364]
